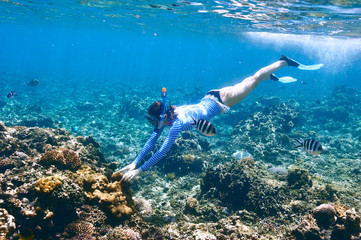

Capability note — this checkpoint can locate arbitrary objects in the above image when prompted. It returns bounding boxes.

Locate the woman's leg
[219,60,287,107]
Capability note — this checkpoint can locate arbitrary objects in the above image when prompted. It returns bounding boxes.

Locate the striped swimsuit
[133,98,221,172]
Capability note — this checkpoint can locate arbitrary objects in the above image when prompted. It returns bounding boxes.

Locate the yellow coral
[76,166,135,219]
[35,175,63,193]
[183,154,195,165]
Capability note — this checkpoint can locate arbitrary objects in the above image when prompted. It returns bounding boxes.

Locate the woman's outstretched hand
[120,162,136,172]
[122,168,142,181]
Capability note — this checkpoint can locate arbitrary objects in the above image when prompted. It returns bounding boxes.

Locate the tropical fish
[7,91,18,99]
[17,226,34,240]
[191,117,216,137]
[27,79,39,86]
[295,139,323,155]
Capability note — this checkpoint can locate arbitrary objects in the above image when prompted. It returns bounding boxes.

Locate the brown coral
[0,208,16,239]
[183,154,195,165]
[77,166,135,219]
[291,215,322,240]
[313,204,336,229]
[39,148,81,170]
[35,175,63,193]
[76,205,107,227]
[0,158,13,171]
[63,221,95,239]
[104,226,141,240]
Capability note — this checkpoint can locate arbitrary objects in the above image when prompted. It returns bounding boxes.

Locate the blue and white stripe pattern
[134,98,221,171]
[133,128,164,166]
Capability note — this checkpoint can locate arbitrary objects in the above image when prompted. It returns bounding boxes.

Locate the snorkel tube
[157,87,167,129]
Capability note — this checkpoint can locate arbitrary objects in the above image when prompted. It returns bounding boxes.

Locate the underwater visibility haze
[1,0,361,239]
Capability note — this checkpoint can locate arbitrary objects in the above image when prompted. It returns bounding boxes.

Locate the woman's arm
[139,120,183,172]
[133,128,164,166]
[119,128,163,174]
[122,120,183,181]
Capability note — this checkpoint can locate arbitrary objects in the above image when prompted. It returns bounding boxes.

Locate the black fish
[295,139,323,155]
[17,225,34,240]
[191,117,216,137]
[28,79,39,86]
[7,91,18,99]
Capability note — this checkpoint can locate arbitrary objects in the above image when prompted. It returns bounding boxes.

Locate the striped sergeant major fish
[191,117,216,137]
[7,91,18,99]
[295,139,323,155]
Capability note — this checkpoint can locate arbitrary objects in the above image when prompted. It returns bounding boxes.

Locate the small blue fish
[295,139,323,155]
[7,91,18,99]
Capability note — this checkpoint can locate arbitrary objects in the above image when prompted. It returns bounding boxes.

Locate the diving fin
[297,63,324,70]
[280,55,324,71]
[278,76,297,84]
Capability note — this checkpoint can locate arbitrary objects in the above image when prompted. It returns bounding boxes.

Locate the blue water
[2,2,361,238]
[1,0,361,103]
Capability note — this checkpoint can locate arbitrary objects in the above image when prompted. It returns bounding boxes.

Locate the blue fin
[298,63,324,70]
[278,76,297,84]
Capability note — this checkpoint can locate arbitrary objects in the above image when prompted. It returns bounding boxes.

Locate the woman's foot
[270,73,279,81]
[280,55,300,67]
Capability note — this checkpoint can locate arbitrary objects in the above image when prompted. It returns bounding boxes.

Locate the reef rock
[0,123,133,239]
[230,97,299,164]
[39,148,81,170]
[0,208,16,240]
[291,215,322,240]
[200,158,286,217]
[102,226,141,240]
[313,204,336,229]
[157,132,208,176]
[77,166,135,219]
[63,220,95,239]
[35,175,63,194]
[0,122,5,132]
[287,168,312,189]
[331,206,361,239]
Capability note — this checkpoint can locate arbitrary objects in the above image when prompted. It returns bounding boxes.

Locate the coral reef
[0,208,16,240]
[78,166,135,219]
[35,175,63,194]
[1,83,361,239]
[230,96,299,164]
[0,122,133,239]
[154,131,208,176]
[62,221,95,239]
[287,168,312,189]
[39,148,81,170]
[200,157,287,217]
[291,204,361,240]
[313,204,336,228]
[100,226,141,240]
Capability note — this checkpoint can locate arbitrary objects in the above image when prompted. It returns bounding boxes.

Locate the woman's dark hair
[147,101,176,120]
[148,101,162,119]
